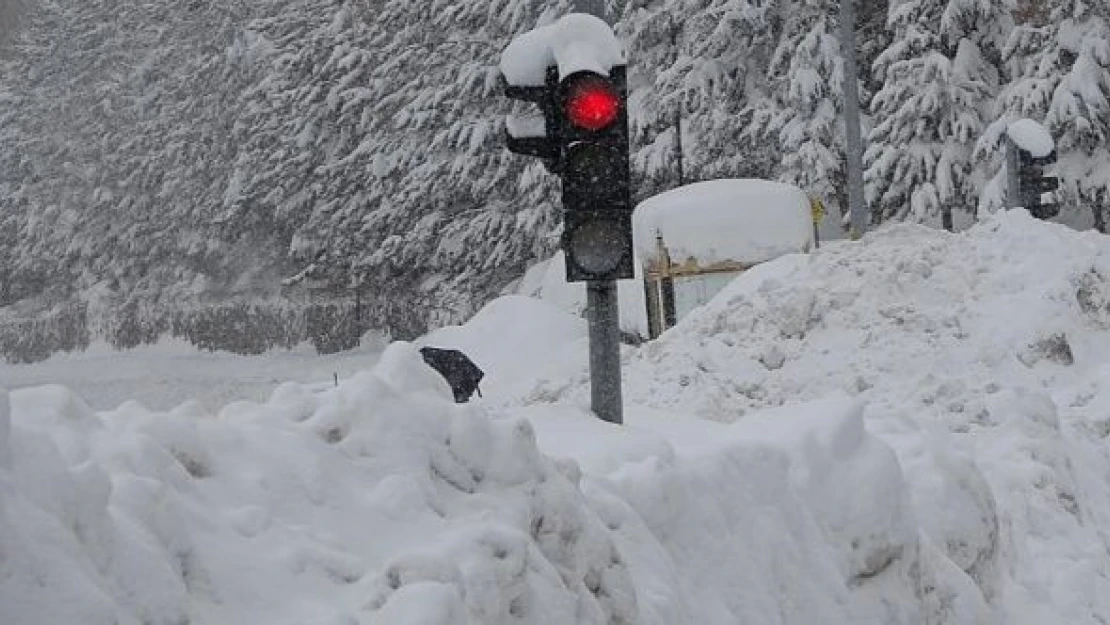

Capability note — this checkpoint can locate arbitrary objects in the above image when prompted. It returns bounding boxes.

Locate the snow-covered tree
[745,0,846,207]
[233,0,575,328]
[979,0,1109,230]
[865,0,1003,229]
[622,0,781,201]
[9,0,1107,354]
[0,0,291,312]
[1046,0,1110,230]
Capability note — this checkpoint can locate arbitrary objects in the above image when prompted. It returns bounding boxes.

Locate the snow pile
[419,295,589,398]
[9,210,1110,624]
[0,345,639,625]
[520,396,980,625]
[616,210,1110,421]
[499,13,625,86]
[4,361,983,624]
[515,253,649,338]
[1,308,991,625]
[536,209,1110,624]
[633,178,813,266]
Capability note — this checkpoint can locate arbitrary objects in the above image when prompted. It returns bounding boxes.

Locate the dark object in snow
[419,346,484,403]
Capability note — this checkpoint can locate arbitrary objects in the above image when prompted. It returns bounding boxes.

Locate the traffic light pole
[1005,136,1021,210]
[574,0,625,425]
[587,280,623,424]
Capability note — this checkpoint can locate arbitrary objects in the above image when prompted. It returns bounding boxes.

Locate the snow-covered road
[0,338,385,411]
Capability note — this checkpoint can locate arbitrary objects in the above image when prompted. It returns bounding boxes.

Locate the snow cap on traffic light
[499,13,625,88]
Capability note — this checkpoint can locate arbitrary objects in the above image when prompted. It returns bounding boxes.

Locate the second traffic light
[1018,148,1060,220]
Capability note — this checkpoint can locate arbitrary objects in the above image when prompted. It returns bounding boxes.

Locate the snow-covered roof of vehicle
[1007,119,1055,158]
[499,13,625,86]
[633,179,814,267]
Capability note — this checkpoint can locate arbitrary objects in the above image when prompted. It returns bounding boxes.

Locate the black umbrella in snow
[419,346,484,403]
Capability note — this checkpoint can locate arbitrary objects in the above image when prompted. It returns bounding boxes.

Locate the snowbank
[2,343,981,625]
[522,396,957,624]
[633,178,813,266]
[515,252,649,338]
[0,344,639,625]
[570,210,1110,624]
[419,295,589,398]
[9,210,1110,625]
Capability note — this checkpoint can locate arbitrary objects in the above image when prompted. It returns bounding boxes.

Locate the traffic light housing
[502,65,634,282]
[1018,148,1060,220]
[557,67,633,282]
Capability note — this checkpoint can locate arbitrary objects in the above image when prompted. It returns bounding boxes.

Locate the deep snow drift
[5,210,1110,624]
[534,210,1110,624]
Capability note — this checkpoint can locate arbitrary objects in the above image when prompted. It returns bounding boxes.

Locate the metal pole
[1005,136,1021,210]
[839,0,867,238]
[587,281,623,424]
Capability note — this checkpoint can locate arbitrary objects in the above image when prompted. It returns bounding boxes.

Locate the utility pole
[839,0,867,238]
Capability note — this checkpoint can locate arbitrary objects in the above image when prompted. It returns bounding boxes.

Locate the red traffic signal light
[564,75,620,131]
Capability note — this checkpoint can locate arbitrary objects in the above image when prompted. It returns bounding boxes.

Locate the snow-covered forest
[0,0,1107,343]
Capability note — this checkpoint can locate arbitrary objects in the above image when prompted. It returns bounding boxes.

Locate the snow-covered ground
[0,337,387,411]
[4,210,1110,624]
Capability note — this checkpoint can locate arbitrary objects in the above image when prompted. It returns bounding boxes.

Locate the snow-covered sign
[1007,118,1055,158]
[499,13,625,86]
[633,178,814,267]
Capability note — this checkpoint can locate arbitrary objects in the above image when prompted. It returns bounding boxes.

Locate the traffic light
[1018,148,1060,220]
[503,63,633,282]
[557,67,633,282]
